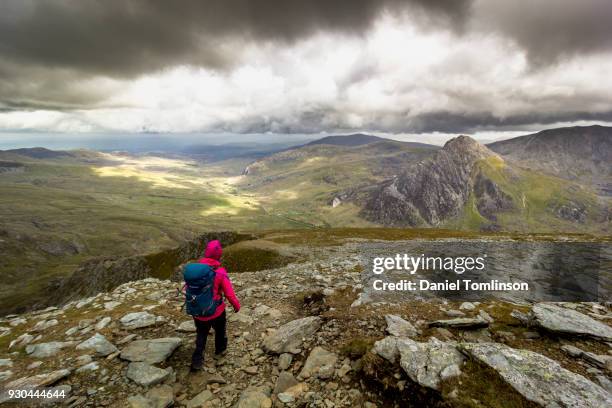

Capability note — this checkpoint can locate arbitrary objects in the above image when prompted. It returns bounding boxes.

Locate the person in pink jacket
[189,240,240,372]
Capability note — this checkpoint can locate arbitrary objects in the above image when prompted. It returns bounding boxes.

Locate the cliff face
[362,136,503,226]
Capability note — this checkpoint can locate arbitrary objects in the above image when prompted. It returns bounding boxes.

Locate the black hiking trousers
[191,311,227,368]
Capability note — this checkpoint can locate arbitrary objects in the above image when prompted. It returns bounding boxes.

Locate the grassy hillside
[241,141,437,227]
[0,151,303,313]
[444,156,608,233]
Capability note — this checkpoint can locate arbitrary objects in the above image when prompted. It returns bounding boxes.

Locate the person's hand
[234,306,240,313]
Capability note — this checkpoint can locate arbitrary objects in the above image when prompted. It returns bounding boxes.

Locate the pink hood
[204,240,222,260]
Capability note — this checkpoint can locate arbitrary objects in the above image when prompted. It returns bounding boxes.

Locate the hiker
[183,240,240,372]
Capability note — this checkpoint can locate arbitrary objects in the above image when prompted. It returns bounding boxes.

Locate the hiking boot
[214,349,227,359]
[190,361,203,372]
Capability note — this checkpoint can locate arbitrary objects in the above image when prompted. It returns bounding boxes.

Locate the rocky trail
[0,240,611,407]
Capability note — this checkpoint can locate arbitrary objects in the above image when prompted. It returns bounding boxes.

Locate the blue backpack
[183,263,222,317]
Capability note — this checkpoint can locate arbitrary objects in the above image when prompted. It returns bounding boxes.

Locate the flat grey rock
[385,314,418,337]
[428,316,488,329]
[532,303,612,341]
[120,312,158,329]
[126,362,170,387]
[25,341,77,358]
[121,338,182,364]
[176,320,196,332]
[460,342,612,408]
[76,333,118,357]
[263,316,322,354]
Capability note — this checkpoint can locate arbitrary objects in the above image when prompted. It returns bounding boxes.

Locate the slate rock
[532,303,612,341]
[385,314,418,337]
[126,362,171,387]
[397,337,464,390]
[120,312,158,329]
[428,316,488,329]
[25,341,77,358]
[76,333,118,357]
[263,316,322,354]
[176,320,196,332]
[460,342,612,408]
[121,338,182,364]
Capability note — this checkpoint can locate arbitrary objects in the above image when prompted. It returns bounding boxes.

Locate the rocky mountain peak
[442,135,497,162]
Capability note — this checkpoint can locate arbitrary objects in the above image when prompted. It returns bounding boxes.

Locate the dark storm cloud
[0,0,468,78]
[477,0,612,66]
[1,0,612,134]
[216,107,612,135]
[405,110,612,134]
[0,0,470,111]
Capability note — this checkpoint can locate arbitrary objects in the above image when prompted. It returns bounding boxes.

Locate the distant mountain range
[305,133,437,150]
[242,125,610,233]
[487,125,611,195]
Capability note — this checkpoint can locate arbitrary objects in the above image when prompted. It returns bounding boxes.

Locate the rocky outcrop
[374,336,464,390]
[460,342,612,408]
[531,303,612,341]
[0,242,610,408]
[362,136,502,226]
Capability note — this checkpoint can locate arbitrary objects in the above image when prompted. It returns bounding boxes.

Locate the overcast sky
[0,0,611,144]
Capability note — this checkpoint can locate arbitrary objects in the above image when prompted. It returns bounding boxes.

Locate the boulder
[428,316,488,329]
[120,312,158,329]
[76,333,118,357]
[25,341,77,358]
[397,337,464,390]
[126,362,171,387]
[121,338,182,364]
[298,347,338,380]
[384,315,418,337]
[460,342,612,408]
[263,316,322,354]
[531,303,612,341]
